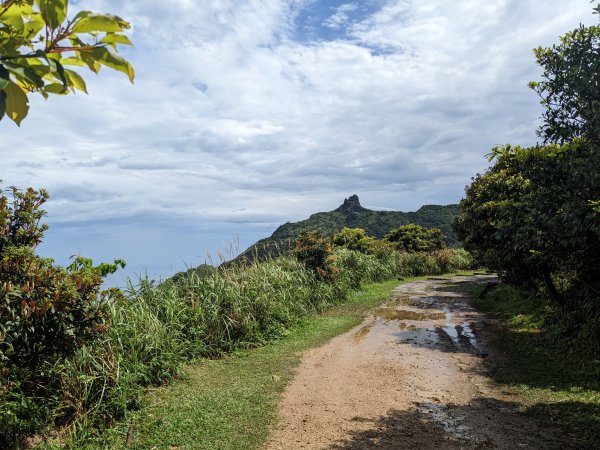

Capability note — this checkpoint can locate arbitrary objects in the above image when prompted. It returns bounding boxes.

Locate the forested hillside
[234,195,458,263]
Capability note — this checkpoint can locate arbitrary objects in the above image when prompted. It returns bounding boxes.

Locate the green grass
[466,283,600,447]
[53,279,401,450]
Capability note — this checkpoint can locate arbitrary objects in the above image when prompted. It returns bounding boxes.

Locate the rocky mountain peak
[336,194,365,213]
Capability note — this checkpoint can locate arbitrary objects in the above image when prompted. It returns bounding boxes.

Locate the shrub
[455,142,600,305]
[0,186,124,447]
[385,224,446,252]
[293,230,338,281]
[332,227,377,253]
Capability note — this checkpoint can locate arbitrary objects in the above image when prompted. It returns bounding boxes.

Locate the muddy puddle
[415,401,472,441]
[374,307,446,321]
[392,323,482,354]
[440,322,480,351]
[351,323,374,343]
[388,295,423,307]
[355,278,488,355]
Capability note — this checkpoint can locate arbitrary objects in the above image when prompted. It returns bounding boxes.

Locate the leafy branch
[0,0,134,125]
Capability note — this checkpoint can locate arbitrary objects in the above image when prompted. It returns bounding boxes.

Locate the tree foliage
[0,0,134,125]
[529,16,600,143]
[455,3,600,352]
[457,3,600,305]
[0,186,125,365]
[455,141,600,304]
[333,227,376,252]
[384,224,446,253]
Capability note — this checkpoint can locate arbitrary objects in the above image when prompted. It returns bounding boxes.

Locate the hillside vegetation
[234,195,459,264]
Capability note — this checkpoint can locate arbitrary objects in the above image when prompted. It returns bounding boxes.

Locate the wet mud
[265,276,563,450]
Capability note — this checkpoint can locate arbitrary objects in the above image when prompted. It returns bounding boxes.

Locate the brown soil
[264,276,562,450]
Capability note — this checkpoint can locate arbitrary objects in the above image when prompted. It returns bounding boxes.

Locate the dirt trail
[265,276,561,450]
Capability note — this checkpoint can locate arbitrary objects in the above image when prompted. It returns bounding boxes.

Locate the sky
[1,0,597,285]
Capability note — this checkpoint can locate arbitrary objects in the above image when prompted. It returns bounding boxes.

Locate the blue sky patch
[293,0,387,43]
[193,80,208,93]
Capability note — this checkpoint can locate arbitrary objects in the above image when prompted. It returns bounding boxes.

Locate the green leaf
[1,2,35,20]
[23,14,45,39]
[78,51,101,73]
[60,57,85,67]
[72,13,127,33]
[72,10,129,28]
[0,65,10,91]
[101,33,133,46]
[4,82,29,126]
[36,0,68,30]
[1,2,37,23]
[2,61,44,89]
[0,90,6,121]
[90,47,134,82]
[65,69,87,93]
[3,12,25,34]
[31,50,67,92]
[47,58,67,91]
[43,83,68,94]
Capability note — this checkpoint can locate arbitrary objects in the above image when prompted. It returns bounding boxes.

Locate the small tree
[0,0,134,125]
[332,227,373,252]
[0,185,125,364]
[385,224,445,252]
[293,230,338,281]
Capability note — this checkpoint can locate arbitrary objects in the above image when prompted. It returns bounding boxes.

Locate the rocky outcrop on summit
[335,194,367,213]
[230,195,459,265]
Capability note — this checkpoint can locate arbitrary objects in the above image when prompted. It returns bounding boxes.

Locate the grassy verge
[466,283,600,447]
[51,278,401,450]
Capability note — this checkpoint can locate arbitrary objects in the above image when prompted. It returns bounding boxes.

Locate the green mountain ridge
[233,195,459,264]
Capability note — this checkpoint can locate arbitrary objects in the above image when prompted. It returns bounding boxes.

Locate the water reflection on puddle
[395,327,438,347]
[441,322,479,351]
[352,323,374,343]
[375,308,445,321]
[351,283,484,353]
[392,322,481,353]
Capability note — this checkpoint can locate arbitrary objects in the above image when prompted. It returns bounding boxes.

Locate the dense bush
[292,230,338,281]
[455,142,600,302]
[455,141,600,354]
[384,224,446,252]
[0,187,125,447]
[333,227,378,253]
[454,4,600,358]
